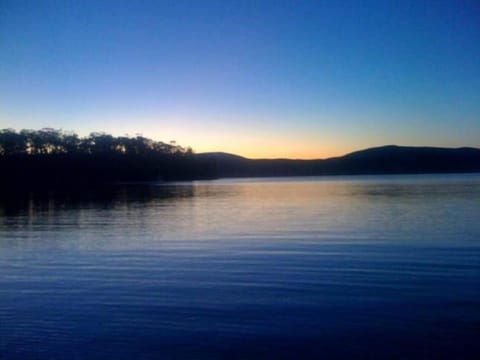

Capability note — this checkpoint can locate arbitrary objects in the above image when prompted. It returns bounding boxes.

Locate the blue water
[1,174,479,359]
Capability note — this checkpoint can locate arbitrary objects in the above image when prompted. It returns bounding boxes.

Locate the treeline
[0,128,190,156]
[0,128,214,187]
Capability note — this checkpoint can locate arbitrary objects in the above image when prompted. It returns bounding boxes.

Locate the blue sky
[1,0,479,158]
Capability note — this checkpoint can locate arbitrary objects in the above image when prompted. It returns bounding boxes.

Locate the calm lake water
[1,174,479,359]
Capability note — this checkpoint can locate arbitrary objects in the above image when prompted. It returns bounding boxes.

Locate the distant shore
[1,129,480,189]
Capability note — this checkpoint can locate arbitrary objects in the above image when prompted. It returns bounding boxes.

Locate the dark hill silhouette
[196,152,247,161]
[195,145,480,178]
[1,128,479,188]
[319,145,480,175]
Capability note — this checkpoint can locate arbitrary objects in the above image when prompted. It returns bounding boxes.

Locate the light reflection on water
[0,174,480,359]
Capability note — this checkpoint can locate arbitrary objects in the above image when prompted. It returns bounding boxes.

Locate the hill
[195,145,480,178]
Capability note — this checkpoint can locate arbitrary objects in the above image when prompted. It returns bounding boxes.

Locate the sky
[1,0,479,159]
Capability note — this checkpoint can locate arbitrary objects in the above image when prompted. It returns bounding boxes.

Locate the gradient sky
[1,0,479,158]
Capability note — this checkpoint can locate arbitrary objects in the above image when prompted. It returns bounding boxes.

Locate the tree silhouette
[0,128,189,157]
[0,128,205,187]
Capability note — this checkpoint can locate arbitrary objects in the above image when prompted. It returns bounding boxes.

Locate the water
[1,174,479,359]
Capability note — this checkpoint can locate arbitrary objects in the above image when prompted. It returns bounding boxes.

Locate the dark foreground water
[1,174,479,359]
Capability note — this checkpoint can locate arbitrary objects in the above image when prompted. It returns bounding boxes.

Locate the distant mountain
[195,145,480,178]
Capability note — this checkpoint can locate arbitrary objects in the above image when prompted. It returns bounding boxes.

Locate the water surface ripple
[1,174,479,359]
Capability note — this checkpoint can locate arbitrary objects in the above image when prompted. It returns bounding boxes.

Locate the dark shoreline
[2,145,480,190]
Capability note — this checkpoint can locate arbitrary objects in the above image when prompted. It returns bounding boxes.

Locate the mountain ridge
[194,145,480,178]
[197,145,480,162]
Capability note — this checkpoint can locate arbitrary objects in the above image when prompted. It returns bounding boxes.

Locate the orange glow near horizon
[163,130,362,160]
[190,142,347,160]
[6,112,478,160]
[142,129,319,159]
